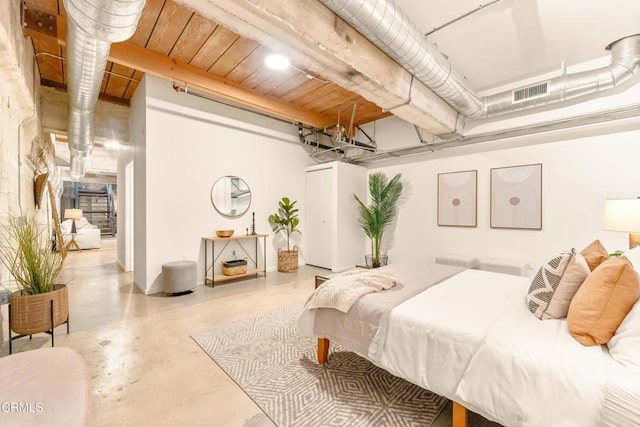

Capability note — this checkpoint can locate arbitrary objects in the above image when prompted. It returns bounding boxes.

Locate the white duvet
[379,269,625,427]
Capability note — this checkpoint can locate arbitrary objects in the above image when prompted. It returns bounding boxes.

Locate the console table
[202,234,268,287]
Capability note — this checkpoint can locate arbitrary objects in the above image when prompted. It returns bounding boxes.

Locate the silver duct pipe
[319,0,640,120]
[63,0,145,179]
[319,0,485,117]
[349,103,640,163]
[485,35,640,116]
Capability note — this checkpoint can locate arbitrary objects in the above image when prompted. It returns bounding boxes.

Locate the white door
[305,168,333,269]
[125,162,134,272]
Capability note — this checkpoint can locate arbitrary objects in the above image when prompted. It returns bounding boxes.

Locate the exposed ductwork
[485,35,640,116]
[318,0,640,120]
[348,103,640,163]
[63,0,145,179]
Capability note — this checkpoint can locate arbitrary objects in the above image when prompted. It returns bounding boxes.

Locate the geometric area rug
[191,303,448,426]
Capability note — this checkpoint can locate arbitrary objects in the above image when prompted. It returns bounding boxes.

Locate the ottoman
[162,260,196,295]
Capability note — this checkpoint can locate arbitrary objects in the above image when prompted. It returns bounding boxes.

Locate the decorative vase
[278,247,299,272]
[9,284,69,336]
[365,255,388,268]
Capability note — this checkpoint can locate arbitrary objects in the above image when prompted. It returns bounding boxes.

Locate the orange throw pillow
[567,257,640,346]
[580,240,610,271]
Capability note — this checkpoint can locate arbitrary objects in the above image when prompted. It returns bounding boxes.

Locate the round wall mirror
[210,176,251,217]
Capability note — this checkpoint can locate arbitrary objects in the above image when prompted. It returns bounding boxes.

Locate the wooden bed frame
[317,337,469,427]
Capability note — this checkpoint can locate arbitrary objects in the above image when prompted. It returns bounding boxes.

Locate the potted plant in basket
[268,197,301,272]
[354,172,403,268]
[0,215,69,353]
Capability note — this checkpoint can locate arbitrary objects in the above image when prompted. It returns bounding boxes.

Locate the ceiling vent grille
[512,82,549,104]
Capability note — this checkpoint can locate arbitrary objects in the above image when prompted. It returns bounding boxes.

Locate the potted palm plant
[268,197,301,272]
[354,172,403,268]
[0,215,69,353]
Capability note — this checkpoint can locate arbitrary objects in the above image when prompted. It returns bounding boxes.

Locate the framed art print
[490,163,542,230]
[437,170,477,227]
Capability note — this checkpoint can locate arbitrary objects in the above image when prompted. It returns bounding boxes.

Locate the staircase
[78,188,115,236]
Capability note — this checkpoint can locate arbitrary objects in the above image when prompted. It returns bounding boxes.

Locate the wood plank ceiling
[24,0,391,130]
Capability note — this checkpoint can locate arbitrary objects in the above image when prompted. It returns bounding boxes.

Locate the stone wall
[0,1,53,287]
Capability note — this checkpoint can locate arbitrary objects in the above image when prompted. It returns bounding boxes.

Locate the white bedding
[379,269,620,426]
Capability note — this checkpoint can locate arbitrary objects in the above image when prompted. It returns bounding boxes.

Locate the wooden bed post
[452,402,468,427]
[317,338,329,364]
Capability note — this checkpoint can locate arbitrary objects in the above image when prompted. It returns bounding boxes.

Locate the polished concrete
[0,239,497,426]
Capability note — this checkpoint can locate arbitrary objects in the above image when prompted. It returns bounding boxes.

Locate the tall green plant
[268,197,301,251]
[0,215,64,295]
[354,172,403,267]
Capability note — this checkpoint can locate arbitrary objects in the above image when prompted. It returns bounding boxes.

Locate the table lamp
[64,208,83,250]
[603,198,640,249]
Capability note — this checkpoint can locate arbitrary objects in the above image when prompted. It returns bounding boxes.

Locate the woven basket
[278,247,299,273]
[223,259,247,276]
[9,284,69,335]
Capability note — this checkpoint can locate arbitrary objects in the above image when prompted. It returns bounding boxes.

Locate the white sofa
[60,217,101,250]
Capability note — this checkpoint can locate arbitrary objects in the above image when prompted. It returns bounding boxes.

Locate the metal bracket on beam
[22,3,58,39]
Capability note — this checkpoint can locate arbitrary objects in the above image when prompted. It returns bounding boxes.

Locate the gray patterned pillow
[526,249,575,319]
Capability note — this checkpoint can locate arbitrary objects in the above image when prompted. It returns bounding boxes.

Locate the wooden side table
[202,234,268,287]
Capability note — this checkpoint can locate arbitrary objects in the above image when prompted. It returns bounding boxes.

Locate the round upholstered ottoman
[162,260,196,295]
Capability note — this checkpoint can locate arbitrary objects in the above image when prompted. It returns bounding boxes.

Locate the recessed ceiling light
[103,140,120,150]
[265,53,290,70]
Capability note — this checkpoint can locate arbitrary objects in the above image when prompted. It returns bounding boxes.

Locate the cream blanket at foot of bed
[308,270,397,312]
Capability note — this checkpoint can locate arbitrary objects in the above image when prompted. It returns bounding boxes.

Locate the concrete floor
[0,239,497,426]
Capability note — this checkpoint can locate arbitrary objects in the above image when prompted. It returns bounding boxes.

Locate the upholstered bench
[435,253,479,269]
[477,257,529,277]
[162,260,197,295]
[0,347,90,426]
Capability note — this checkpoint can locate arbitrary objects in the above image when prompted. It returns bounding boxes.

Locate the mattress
[380,268,618,426]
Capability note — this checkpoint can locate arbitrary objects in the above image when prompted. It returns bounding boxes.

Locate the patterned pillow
[526,249,575,319]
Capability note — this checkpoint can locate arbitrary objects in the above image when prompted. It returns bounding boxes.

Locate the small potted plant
[268,197,301,272]
[0,215,69,353]
[354,172,403,268]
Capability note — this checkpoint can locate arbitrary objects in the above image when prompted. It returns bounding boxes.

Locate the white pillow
[60,219,73,233]
[623,246,640,273]
[609,299,640,373]
[75,217,90,230]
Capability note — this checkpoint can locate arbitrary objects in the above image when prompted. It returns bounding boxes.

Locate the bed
[298,257,640,427]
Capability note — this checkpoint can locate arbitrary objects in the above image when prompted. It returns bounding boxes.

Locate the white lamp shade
[64,208,83,220]
[603,198,640,232]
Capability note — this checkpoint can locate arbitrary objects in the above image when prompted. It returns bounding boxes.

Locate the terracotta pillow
[580,240,610,271]
[567,257,640,346]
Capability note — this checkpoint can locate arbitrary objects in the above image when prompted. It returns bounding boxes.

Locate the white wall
[369,123,640,272]
[357,53,640,272]
[133,75,314,294]
[0,0,40,224]
[116,138,135,271]
[131,77,147,287]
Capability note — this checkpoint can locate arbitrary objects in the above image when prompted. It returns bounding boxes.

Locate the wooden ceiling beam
[22,5,327,128]
[177,0,461,135]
